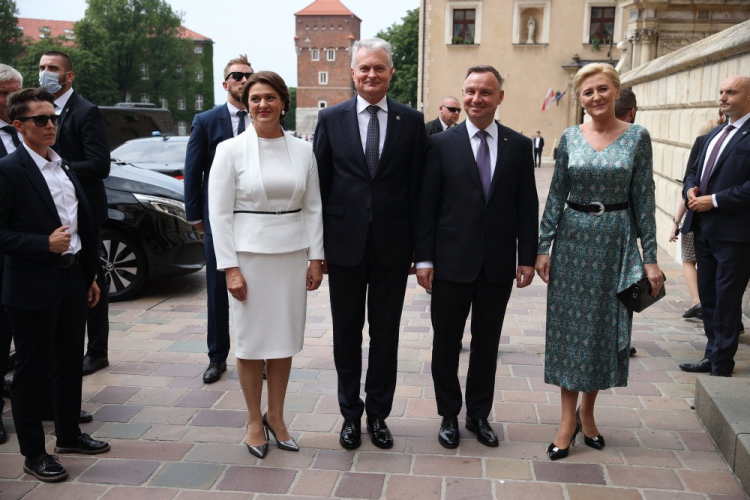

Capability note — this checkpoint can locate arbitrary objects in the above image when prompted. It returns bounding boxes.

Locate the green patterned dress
[538,124,657,392]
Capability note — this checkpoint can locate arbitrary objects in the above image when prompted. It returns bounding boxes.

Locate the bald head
[719,75,750,121]
[438,96,461,126]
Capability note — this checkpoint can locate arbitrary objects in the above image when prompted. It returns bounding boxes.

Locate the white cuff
[416,261,433,269]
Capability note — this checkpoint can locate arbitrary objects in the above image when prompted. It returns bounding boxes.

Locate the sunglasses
[225,71,253,82]
[17,114,59,126]
[444,106,461,113]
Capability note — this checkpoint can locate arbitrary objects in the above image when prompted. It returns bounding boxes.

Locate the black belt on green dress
[566,200,629,216]
[234,209,301,215]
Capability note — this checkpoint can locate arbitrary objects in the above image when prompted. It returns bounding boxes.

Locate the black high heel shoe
[547,421,581,460]
[576,407,605,450]
[263,413,299,452]
[246,425,269,459]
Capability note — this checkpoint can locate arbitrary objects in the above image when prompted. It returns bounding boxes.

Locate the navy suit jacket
[425,118,445,137]
[313,96,427,267]
[0,146,96,310]
[53,90,110,224]
[416,121,539,283]
[682,119,750,243]
[184,104,233,235]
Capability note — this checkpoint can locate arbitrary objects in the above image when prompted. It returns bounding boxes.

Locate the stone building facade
[294,0,361,137]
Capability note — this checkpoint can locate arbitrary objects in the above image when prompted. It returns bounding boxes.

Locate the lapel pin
[504,138,508,141]
[396,116,401,121]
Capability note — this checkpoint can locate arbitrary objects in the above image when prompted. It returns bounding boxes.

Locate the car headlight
[133,193,187,222]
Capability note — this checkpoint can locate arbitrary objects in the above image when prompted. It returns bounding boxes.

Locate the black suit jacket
[425,118,446,137]
[533,136,545,151]
[0,146,96,310]
[416,121,539,283]
[184,104,233,235]
[53,90,110,224]
[314,96,427,267]
[682,119,750,243]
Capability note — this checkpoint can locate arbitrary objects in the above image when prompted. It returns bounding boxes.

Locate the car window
[112,140,187,163]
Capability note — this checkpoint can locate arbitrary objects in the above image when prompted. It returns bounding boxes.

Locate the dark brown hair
[465,65,503,88]
[241,71,291,117]
[223,54,252,79]
[42,50,74,72]
[615,87,637,120]
[8,87,56,121]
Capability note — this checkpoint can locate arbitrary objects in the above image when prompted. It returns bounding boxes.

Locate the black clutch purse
[617,274,666,313]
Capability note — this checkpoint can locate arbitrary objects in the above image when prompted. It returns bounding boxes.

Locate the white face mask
[39,70,65,94]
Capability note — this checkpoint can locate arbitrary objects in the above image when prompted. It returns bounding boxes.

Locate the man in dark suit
[184,55,253,384]
[425,96,461,137]
[314,38,426,450]
[532,131,544,168]
[40,51,111,376]
[0,64,23,446]
[679,75,750,377]
[0,88,110,482]
[615,87,637,124]
[416,65,538,449]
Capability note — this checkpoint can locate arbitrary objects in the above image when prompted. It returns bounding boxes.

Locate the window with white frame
[178,121,187,136]
[160,98,168,109]
[311,49,320,61]
[140,62,149,80]
[194,45,203,54]
[195,94,203,110]
[125,92,132,103]
[582,1,622,45]
[326,49,335,61]
[318,100,327,109]
[445,2,482,45]
[318,71,328,85]
[141,93,150,103]
[178,97,185,110]
[196,68,203,82]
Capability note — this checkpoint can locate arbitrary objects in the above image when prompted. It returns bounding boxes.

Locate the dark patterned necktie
[1,125,21,148]
[699,124,734,194]
[236,110,247,136]
[475,129,491,198]
[365,105,380,177]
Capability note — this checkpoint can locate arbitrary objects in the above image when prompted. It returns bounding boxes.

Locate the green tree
[285,87,296,131]
[0,0,24,64]
[377,8,419,108]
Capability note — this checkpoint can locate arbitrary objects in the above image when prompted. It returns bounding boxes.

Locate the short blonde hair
[573,63,620,96]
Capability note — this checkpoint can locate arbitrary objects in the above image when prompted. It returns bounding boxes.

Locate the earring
[281,110,286,116]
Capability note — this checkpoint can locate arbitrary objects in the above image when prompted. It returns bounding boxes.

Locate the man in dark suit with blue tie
[40,51,111,377]
[416,65,538,448]
[314,38,426,450]
[0,64,23,446]
[0,88,110,482]
[184,55,253,383]
[679,75,750,377]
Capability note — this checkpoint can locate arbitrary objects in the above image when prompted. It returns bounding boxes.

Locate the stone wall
[620,20,750,316]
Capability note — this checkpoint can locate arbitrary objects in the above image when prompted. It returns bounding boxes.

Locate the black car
[103,162,204,301]
[110,136,188,179]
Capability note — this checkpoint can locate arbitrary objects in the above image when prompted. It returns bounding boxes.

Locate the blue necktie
[365,105,380,178]
[237,110,247,136]
[475,129,491,198]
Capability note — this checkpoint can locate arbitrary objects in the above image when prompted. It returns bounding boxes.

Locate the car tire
[101,229,148,302]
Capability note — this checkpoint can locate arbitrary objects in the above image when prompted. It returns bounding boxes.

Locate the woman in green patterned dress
[535,63,663,461]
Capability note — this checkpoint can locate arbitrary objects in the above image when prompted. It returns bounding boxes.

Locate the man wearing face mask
[39,51,110,383]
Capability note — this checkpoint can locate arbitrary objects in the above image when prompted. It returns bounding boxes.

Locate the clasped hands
[686,186,713,213]
[416,266,535,291]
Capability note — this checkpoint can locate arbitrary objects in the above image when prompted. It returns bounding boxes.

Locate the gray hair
[0,64,23,85]
[351,38,393,69]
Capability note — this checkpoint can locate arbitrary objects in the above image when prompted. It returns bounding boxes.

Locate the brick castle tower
[294,0,361,137]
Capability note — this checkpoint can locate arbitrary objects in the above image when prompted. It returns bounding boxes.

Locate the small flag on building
[542,87,555,112]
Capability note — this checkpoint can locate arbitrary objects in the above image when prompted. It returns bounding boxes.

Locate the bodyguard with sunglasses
[0,88,109,482]
[425,96,461,137]
[184,55,254,384]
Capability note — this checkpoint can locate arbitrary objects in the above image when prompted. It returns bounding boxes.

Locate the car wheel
[101,229,148,301]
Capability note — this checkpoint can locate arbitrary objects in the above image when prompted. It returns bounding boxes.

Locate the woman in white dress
[208,71,324,459]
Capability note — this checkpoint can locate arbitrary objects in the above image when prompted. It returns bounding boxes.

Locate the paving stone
[637,429,684,450]
[334,472,385,499]
[110,362,161,376]
[191,409,247,428]
[566,484,643,500]
[21,483,108,500]
[127,388,189,406]
[494,481,565,499]
[103,440,194,461]
[533,462,607,485]
[163,341,207,353]
[413,455,482,477]
[313,449,355,470]
[142,424,190,441]
[216,466,296,494]
[639,410,704,431]
[384,475,441,500]
[675,451,730,471]
[181,426,246,444]
[97,486,179,500]
[131,407,197,425]
[607,464,683,489]
[290,412,339,432]
[445,477,492,499]
[678,470,746,495]
[149,462,223,489]
[486,458,532,480]
[0,481,36,500]
[174,390,223,408]
[355,452,412,473]
[621,448,682,467]
[93,405,144,422]
[79,459,160,486]
[292,469,339,497]
[93,423,152,439]
[88,386,141,404]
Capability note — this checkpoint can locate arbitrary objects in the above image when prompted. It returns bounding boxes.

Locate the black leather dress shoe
[203,361,227,383]
[710,372,732,377]
[0,420,7,444]
[79,410,93,423]
[629,347,637,357]
[339,418,361,449]
[367,416,394,449]
[55,433,110,455]
[465,418,499,447]
[682,302,702,319]
[679,358,711,373]
[24,454,68,482]
[82,354,109,376]
[438,416,460,449]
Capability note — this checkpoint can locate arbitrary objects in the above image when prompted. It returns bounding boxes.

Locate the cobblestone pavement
[1,164,749,500]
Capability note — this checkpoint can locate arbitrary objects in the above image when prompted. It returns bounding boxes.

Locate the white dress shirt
[439,118,450,131]
[54,87,74,112]
[356,95,388,156]
[534,136,542,148]
[700,111,750,207]
[0,119,22,154]
[227,101,251,137]
[23,144,80,255]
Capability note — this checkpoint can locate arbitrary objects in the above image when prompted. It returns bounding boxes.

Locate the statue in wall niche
[527,16,536,44]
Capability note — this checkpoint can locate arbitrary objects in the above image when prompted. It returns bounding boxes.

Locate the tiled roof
[295,0,360,19]
[17,18,212,44]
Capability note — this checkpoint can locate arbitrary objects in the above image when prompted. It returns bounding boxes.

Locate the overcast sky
[18,0,419,104]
